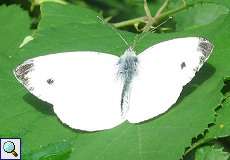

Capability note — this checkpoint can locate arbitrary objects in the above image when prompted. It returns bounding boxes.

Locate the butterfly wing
[14,51,125,131]
[127,37,213,123]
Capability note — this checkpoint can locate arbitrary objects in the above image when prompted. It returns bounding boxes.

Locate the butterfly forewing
[14,51,125,131]
[127,37,213,123]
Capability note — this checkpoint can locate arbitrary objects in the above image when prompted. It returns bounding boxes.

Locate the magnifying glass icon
[3,141,18,157]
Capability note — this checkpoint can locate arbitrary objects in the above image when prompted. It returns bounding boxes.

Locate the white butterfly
[14,37,213,131]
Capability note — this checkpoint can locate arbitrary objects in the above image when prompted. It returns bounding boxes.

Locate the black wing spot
[47,78,54,85]
[181,62,186,69]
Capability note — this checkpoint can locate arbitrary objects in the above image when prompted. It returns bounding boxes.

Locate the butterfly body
[117,47,138,116]
[14,37,213,131]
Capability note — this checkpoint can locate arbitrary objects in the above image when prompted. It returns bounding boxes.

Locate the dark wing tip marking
[14,60,34,86]
[198,37,214,58]
[197,38,214,66]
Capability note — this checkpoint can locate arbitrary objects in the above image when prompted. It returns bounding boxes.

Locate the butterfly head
[123,47,136,56]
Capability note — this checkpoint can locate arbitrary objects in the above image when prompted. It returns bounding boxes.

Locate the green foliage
[195,145,230,160]
[0,0,230,160]
[175,3,229,31]
[205,99,230,139]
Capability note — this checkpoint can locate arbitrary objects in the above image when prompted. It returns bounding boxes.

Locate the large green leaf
[1,1,230,160]
[0,4,77,159]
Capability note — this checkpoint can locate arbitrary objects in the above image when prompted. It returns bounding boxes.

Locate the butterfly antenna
[131,16,173,49]
[150,16,173,32]
[97,16,129,47]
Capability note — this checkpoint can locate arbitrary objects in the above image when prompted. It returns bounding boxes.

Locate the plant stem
[159,3,193,19]
[112,2,194,30]
[144,0,152,18]
[182,0,187,6]
[155,0,169,17]
[38,0,67,5]
[113,16,147,28]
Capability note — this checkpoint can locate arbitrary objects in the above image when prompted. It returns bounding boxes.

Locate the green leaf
[1,1,230,160]
[205,99,230,140]
[0,4,77,159]
[0,5,31,89]
[23,141,73,160]
[175,3,229,31]
[195,145,230,160]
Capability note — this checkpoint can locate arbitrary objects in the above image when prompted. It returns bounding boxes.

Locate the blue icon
[3,141,18,157]
[0,138,21,160]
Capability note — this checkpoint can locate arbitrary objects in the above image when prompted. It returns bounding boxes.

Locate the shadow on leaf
[176,63,216,104]
[23,94,55,115]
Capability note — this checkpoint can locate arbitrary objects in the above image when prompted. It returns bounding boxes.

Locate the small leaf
[175,3,229,31]
[24,141,72,160]
[195,145,230,160]
[19,35,34,48]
